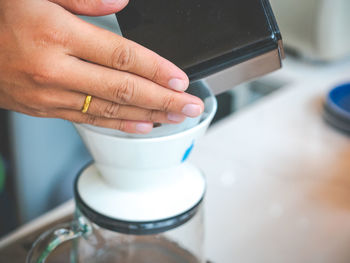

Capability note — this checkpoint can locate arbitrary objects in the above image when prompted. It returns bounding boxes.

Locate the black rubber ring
[73,162,204,235]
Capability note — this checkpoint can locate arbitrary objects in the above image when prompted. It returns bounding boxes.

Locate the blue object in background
[324,82,350,133]
[10,112,92,223]
[327,82,350,120]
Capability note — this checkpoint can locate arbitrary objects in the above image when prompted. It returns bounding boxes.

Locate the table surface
[1,58,350,263]
[192,60,350,263]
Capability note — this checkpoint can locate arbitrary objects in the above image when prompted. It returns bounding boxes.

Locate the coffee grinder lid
[74,163,205,235]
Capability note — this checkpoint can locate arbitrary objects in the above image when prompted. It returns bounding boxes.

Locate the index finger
[68,18,189,92]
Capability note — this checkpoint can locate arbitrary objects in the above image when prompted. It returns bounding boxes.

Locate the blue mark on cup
[182,142,194,162]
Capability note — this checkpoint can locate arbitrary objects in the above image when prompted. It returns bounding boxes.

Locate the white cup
[74,81,217,188]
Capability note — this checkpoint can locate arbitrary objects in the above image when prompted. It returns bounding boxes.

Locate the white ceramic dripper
[74,81,217,222]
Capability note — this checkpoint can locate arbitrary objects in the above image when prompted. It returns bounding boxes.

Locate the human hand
[0,0,204,134]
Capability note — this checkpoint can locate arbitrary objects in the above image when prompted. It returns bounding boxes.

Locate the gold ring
[81,95,92,113]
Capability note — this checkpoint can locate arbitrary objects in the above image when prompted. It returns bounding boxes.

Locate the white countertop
[193,59,350,263]
[1,57,350,263]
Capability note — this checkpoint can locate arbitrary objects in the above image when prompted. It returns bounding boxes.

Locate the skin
[0,0,204,134]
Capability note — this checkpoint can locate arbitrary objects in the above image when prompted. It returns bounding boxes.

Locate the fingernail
[168,78,188,92]
[182,104,202,117]
[136,123,153,134]
[167,113,185,122]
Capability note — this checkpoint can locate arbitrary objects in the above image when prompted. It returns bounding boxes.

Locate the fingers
[14,87,179,134]
[64,91,186,123]
[48,0,129,16]
[58,58,204,117]
[55,109,154,134]
[67,19,189,92]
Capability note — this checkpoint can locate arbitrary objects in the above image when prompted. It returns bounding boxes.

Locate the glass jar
[27,203,204,263]
[26,164,205,263]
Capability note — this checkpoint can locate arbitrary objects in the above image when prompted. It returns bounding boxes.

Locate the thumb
[49,0,129,16]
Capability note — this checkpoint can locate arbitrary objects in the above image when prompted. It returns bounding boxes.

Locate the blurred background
[1,0,350,238]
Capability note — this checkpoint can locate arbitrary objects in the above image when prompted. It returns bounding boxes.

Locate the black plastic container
[116,0,283,92]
